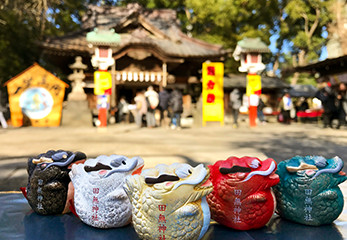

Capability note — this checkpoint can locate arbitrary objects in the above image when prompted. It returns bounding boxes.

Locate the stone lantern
[62,56,91,127]
[86,28,120,129]
[232,37,269,74]
[233,37,270,127]
[67,56,88,101]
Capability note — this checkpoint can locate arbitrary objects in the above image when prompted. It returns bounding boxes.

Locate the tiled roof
[224,74,289,89]
[41,4,227,60]
[236,37,270,53]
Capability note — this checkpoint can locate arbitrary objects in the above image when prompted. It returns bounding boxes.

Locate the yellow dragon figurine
[124,163,213,240]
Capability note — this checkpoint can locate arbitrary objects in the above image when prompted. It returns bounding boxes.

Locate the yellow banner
[202,62,224,125]
[246,74,261,96]
[94,71,112,95]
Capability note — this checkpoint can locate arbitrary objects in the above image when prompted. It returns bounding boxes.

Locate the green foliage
[0,8,39,86]
[283,72,317,86]
[297,73,317,86]
[0,0,99,87]
[185,0,279,72]
[281,0,332,65]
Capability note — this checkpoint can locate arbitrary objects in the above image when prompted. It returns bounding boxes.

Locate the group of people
[229,82,347,128]
[229,88,267,128]
[133,86,183,129]
[315,82,347,129]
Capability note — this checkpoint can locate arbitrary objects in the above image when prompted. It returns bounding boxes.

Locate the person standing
[336,83,347,129]
[315,84,336,128]
[229,88,242,128]
[280,92,293,124]
[117,96,129,123]
[134,90,147,128]
[158,87,170,127]
[169,88,183,129]
[145,86,159,128]
[257,97,266,124]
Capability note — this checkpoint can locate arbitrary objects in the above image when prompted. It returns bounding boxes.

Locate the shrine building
[40,4,227,107]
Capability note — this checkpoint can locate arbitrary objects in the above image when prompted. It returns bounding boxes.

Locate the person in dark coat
[168,88,183,129]
[336,83,347,129]
[158,88,170,127]
[315,84,337,128]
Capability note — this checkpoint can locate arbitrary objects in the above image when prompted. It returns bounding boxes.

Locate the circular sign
[19,87,54,119]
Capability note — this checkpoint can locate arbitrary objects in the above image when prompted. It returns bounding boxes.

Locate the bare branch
[308,8,321,38]
[301,13,309,35]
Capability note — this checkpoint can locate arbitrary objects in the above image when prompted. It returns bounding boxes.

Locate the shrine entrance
[115,82,160,104]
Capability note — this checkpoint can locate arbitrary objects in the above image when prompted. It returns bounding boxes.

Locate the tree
[0,4,40,86]
[328,0,347,55]
[0,0,100,86]
[282,0,332,84]
[183,0,279,73]
[283,0,332,66]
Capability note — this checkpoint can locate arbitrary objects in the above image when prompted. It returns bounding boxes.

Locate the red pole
[247,73,261,128]
[249,105,257,127]
[98,107,107,128]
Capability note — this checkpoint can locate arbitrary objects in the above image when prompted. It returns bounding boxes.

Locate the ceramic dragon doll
[69,155,144,228]
[23,150,87,215]
[207,156,280,230]
[123,163,213,240]
[274,156,347,226]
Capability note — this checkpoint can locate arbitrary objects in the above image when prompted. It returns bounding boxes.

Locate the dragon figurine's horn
[286,162,318,172]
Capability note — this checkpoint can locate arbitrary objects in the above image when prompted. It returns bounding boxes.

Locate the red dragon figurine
[207,156,280,230]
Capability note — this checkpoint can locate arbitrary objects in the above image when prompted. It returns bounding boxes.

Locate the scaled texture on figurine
[24,150,87,215]
[207,156,279,230]
[274,156,347,226]
[69,155,144,228]
[124,163,213,240]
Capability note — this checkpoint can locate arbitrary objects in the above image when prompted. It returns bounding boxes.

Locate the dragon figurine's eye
[175,165,193,178]
[249,159,261,169]
[315,156,327,168]
[122,160,126,165]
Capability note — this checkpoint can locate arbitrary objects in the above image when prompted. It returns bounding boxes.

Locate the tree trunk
[291,72,299,85]
[298,49,306,66]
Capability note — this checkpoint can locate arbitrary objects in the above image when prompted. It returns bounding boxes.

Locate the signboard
[97,95,110,110]
[4,63,68,127]
[246,74,261,96]
[202,62,224,126]
[94,71,112,95]
[19,87,54,119]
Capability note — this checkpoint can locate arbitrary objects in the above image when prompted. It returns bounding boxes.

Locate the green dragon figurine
[274,156,347,226]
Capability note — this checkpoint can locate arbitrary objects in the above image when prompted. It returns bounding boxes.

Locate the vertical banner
[94,70,112,129]
[202,62,224,126]
[94,71,112,96]
[246,74,261,127]
[246,74,261,97]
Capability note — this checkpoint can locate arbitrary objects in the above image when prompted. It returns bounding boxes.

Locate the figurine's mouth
[195,169,213,190]
[220,162,276,183]
[131,158,145,176]
[84,163,112,173]
[220,166,251,174]
[145,174,180,185]
[269,171,279,180]
[101,157,144,178]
